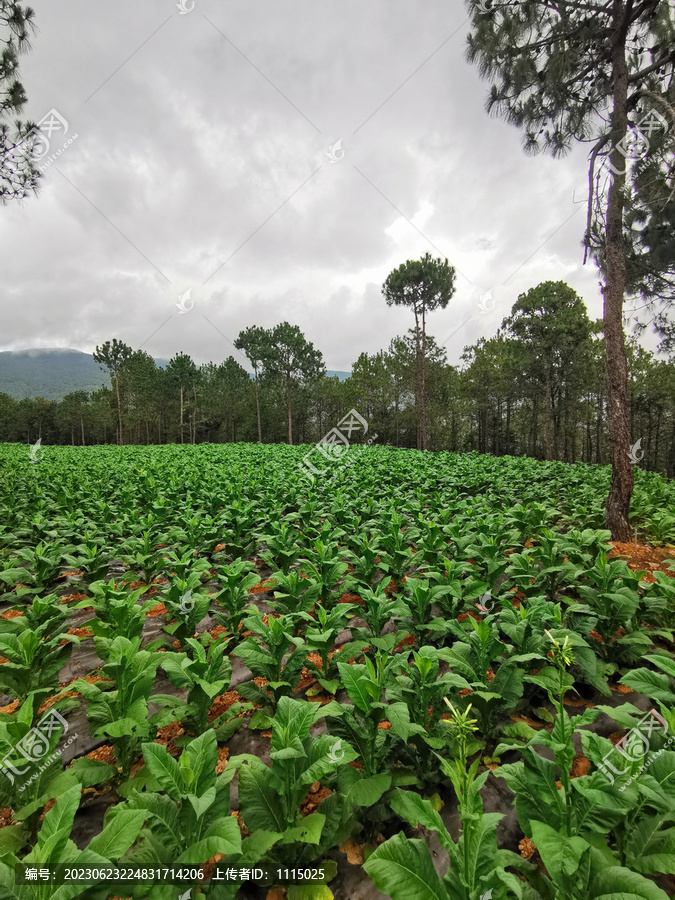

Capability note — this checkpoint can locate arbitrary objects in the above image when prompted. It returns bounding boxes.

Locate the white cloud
[3,0,638,370]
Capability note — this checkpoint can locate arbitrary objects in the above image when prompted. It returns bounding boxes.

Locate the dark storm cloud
[1,0,610,371]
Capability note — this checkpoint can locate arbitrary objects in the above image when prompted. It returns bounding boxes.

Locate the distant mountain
[0,349,108,401]
[0,348,351,401]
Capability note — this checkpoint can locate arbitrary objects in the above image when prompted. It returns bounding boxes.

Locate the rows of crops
[0,443,674,899]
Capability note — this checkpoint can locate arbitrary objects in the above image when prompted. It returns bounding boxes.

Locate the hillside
[0,348,351,401]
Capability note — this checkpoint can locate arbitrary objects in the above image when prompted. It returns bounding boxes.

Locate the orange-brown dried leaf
[340,838,365,865]
[519,837,536,859]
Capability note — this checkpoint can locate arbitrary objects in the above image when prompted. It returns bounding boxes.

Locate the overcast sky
[2,0,652,373]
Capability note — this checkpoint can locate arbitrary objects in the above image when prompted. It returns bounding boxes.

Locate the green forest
[1,279,673,478]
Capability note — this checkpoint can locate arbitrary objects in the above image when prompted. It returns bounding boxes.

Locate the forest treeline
[1,280,673,477]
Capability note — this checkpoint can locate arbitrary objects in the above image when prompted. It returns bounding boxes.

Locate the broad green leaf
[390,789,453,855]
[364,832,447,900]
[86,808,146,859]
[530,819,589,884]
[141,743,183,799]
[589,865,670,899]
[338,663,372,713]
[279,812,325,845]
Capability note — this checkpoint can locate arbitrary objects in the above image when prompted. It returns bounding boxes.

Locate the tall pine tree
[465,0,674,538]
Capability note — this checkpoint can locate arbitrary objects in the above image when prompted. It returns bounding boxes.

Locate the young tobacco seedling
[157,637,251,738]
[212,559,260,640]
[71,636,181,781]
[237,695,384,876]
[232,611,305,719]
[120,730,242,874]
[0,783,145,900]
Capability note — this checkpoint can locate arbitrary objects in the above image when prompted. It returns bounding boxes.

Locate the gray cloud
[2,0,636,374]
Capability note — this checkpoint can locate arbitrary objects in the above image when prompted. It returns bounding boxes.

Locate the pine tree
[465,0,675,538]
[0,1,40,201]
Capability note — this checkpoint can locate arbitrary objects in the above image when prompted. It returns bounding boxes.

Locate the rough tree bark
[603,0,634,541]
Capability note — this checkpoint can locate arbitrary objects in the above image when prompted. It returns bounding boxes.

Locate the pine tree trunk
[287,380,293,446]
[254,372,262,442]
[420,305,427,451]
[596,386,603,463]
[115,373,123,446]
[413,309,422,450]
[545,371,555,461]
[81,416,85,446]
[603,5,633,540]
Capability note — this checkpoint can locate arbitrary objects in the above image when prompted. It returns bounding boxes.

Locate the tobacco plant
[237,695,388,878]
[157,637,251,737]
[232,611,305,718]
[211,558,260,640]
[299,602,360,694]
[71,636,180,781]
[0,614,79,705]
[120,730,242,877]
[365,702,529,900]
[0,783,145,900]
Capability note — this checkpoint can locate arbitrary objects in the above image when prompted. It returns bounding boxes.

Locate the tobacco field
[0,443,674,900]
